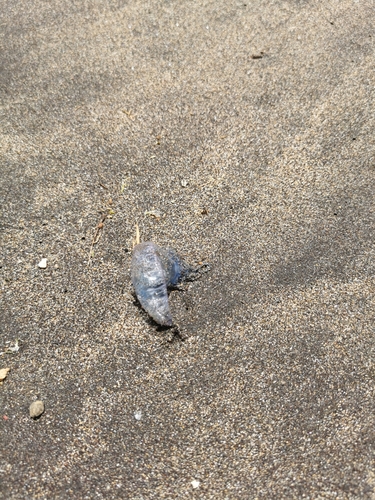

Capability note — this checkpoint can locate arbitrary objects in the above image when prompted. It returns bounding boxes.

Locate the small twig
[122,109,135,121]
[251,51,265,59]
[88,213,108,266]
[132,223,140,248]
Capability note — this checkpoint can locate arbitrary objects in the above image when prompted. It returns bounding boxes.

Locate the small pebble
[0,367,10,381]
[29,400,45,419]
[191,480,200,489]
[38,258,47,269]
[181,179,188,187]
[134,410,142,421]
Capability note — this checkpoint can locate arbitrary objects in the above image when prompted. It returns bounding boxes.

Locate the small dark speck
[124,248,130,253]
[352,137,356,141]
[333,212,338,216]
[63,289,68,293]
[81,236,85,240]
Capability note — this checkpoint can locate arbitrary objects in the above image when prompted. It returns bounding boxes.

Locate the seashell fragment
[131,242,193,326]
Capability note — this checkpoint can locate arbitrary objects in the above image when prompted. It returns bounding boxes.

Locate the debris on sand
[38,258,47,269]
[29,400,45,419]
[0,367,10,382]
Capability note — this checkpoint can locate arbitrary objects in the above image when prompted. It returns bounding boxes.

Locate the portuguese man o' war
[131,241,206,326]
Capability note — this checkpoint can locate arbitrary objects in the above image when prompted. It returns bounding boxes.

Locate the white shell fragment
[134,410,142,421]
[191,480,200,489]
[38,258,47,269]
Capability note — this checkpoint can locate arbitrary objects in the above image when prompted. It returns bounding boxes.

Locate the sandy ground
[1,0,375,498]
